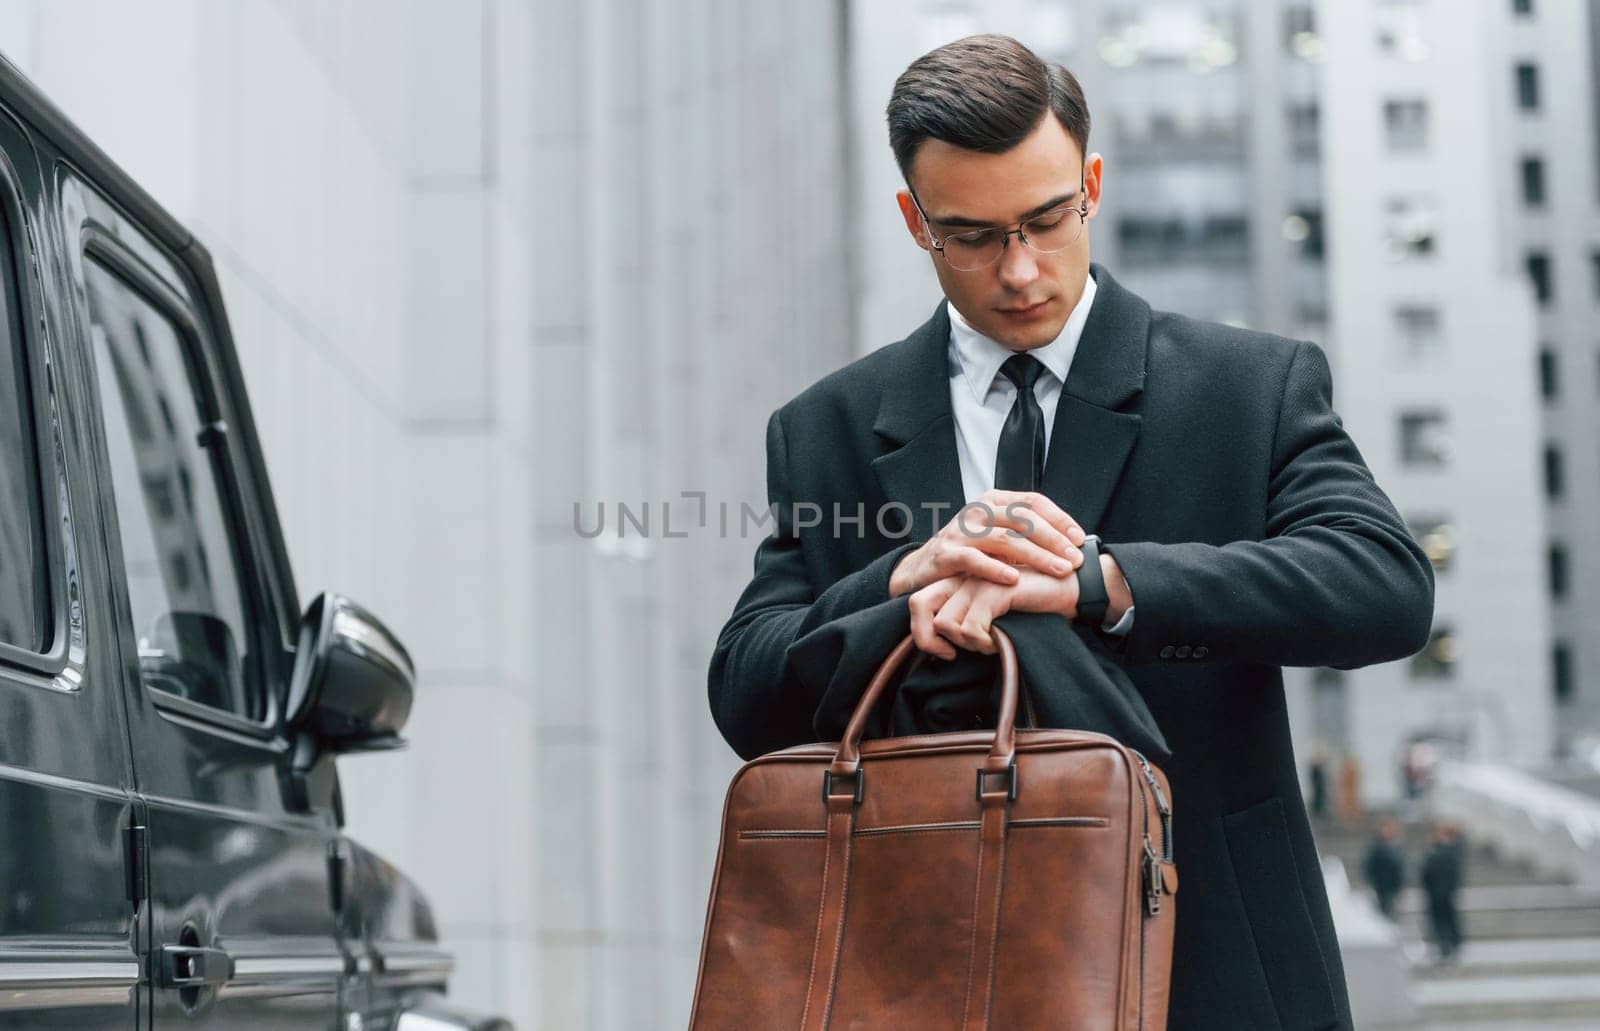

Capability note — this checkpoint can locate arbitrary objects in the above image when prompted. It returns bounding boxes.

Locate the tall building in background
[1319,0,1552,794]
[1,1,854,1027]
[1481,0,1600,750]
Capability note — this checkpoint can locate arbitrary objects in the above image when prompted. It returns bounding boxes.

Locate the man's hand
[888,491,1086,598]
[909,567,1078,659]
[908,554,1134,660]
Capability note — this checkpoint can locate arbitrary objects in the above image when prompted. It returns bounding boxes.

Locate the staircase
[1313,811,1600,1028]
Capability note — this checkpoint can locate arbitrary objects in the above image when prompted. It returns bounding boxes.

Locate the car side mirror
[286,593,414,752]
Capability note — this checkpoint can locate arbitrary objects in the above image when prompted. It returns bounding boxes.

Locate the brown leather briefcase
[691,628,1177,1030]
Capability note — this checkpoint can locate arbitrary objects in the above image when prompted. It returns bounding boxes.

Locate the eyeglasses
[908,184,1089,272]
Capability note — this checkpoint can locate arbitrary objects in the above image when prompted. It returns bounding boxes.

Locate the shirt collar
[947,269,1099,404]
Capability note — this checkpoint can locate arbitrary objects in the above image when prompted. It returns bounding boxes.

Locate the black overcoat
[708,264,1435,1030]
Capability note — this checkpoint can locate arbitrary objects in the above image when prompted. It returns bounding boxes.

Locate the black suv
[0,57,507,1030]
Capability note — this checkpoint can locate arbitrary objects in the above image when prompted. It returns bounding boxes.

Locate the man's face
[896,113,1102,351]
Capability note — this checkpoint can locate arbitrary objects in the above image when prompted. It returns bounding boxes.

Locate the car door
[59,170,348,1029]
[0,112,139,1029]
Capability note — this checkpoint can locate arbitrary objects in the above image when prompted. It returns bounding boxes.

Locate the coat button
[1194,646,1209,659]
[1175,645,1192,659]
[1159,645,1175,659]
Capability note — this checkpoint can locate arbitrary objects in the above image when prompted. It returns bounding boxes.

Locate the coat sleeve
[707,408,919,759]
[1101,339,1436,669]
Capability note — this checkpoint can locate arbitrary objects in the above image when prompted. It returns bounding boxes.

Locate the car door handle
[159,944,235,988]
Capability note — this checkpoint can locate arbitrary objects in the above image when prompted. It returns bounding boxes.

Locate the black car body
[0,55,506,1030]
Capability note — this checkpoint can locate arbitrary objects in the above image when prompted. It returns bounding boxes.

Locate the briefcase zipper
[1130,751,1172,862]
[1129,752,1149,1031]
[1128,749,1173,1031]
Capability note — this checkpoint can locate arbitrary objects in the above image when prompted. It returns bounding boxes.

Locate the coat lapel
[870,301,968,542]
[1038,264,1148,533]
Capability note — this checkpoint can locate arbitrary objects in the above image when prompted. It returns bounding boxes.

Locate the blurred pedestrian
[1402,739,1435,800]
[1420,822,1466,964]
[1336,753,1363,829]
[1361,817,1405,920]
[1308,745,1329,819]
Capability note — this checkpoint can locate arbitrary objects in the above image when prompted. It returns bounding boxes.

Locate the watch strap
[1075,534,1109,628]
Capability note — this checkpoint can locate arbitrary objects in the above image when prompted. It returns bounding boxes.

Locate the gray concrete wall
[0,1,853,1025]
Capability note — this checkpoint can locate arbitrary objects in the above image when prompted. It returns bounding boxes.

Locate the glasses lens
[941,230,1005,271]
[1020,208,1084,254]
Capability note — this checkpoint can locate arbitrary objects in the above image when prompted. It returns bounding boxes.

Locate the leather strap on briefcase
[692,628,1178,1030]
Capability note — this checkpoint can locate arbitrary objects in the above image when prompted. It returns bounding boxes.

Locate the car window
[84,257,263,720]
[0,201,49,654]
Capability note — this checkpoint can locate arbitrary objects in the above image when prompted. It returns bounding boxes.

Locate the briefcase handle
[828,629,1019,788]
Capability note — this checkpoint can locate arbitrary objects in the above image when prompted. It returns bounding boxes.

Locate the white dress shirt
[945,270,1134,635]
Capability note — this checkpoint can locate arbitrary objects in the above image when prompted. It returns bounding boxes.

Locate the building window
[1516,63,1540,110]
[1549,543,1569,599]
[1395,304,1442,359]
[1520,156,1546,206]
[1311,667,1350,749]
[1284,5,1320,60]
[1400,410,1451,466]
[1285,208,1324,259]
[1527,251,1553,304]
[1407,514,1455,573]
[1287,102,1320,156]
[1383,98,1430,151]
[1098,9,1241,70]
[1554,641,1574,703]
[1385,196,1437,259]
[1411,625,1457,679]
[1375,0,1427,60]
[1545,443,1565,498]
[1539,347,1559,400]
[1117,214,1250,264]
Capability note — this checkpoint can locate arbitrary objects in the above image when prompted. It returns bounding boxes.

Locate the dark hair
[886,34,1091,184]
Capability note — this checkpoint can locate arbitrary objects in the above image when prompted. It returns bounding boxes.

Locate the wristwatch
[1074,534,1109,628]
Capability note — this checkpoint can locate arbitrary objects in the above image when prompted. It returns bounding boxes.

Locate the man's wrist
[888,546,921,598]
[1101,552,1132,624]
[1072,534,1109,626]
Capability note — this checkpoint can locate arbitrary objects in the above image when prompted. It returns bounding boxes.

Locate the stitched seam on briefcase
[960,828,986,1029]
[856,821,978,837]
[741,818,1107,841]
[799,812,840,1030]
[1010,817,1109,829]
[740,818,1107,841]
[983,828,1009,1029]
[822,824,854,1028]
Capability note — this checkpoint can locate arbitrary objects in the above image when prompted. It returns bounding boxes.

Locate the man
[1421,822,1466,965]
[708,34,1433,1030]
[1362,817,1407,920]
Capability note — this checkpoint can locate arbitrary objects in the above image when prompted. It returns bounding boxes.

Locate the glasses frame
[907,178,1089,272]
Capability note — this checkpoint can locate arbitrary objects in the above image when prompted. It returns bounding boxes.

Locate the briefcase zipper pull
[1143,837,1163,917]
[1130,751,1170,816]
[1131,750,1173,864]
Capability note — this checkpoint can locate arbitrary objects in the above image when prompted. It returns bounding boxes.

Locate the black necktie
[994,353,1046,492]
